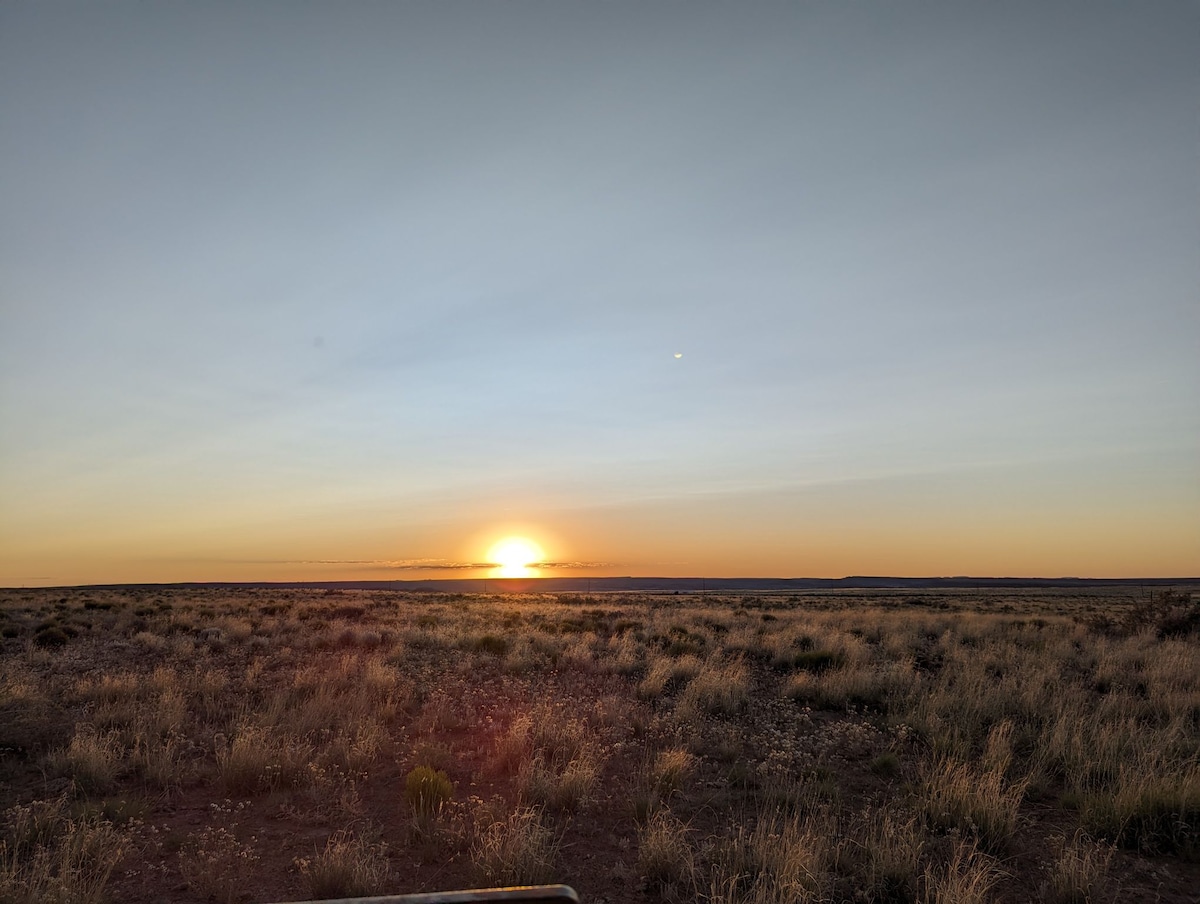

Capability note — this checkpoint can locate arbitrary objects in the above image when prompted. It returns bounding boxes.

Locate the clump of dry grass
[0,666,70,755]
[518,751,601,812]
[637,654,703,700]
[132,630,168,652]
[856,808,924,902]
[638,658,675,700]
[603,633,644,675]
[45,726,123,794]
[707,810,832,904]
[495,705,590,782]
[921,840,1005,904]
[1078,763,1200,859]
[494,715,534,774]
[921,757,1027,853]
[188,667,230,723]
[296,830,392,900]
[680,658,749,715]
[649,748,695,796]
[472,807,558,886]
[216,723,313,795]
[284,654,409,734]
[1041,831,1113,904]
[320,720,387,773]
[637,809,696,896]
[528,706,588,766]
[131,730,187,790]
[592,694,643,735]
[0,796,126,904]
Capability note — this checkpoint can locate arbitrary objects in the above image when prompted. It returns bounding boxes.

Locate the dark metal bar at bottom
[266,885,580,904]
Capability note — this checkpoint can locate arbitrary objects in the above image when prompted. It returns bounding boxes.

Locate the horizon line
[6,575,1199,592]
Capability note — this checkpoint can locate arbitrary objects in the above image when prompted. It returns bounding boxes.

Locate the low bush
[784,649,845,673]
[33,626,69,649]
[870,752,900,778]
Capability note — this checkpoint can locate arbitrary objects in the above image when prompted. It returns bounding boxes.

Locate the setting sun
[486,536,545,578]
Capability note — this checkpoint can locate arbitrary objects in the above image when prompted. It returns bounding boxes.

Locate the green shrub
[870,752,900,778]
[405,765,454,822]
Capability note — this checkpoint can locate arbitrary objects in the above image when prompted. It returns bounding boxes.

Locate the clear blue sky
[2,2,1197,584]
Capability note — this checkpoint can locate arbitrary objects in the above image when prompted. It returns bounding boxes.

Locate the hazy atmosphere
[2,2,1197,585]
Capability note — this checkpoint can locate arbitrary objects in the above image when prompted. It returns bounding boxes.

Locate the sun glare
[487,536,545,578]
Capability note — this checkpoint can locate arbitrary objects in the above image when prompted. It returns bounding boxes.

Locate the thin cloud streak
[219,559,613,571]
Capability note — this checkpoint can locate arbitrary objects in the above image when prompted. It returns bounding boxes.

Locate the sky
[1,2,1197,586]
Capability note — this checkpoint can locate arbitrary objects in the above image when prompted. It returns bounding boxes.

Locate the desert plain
[1,585,1198,904]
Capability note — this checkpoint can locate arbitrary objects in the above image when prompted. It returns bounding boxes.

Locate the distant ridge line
[15,576,1200,592]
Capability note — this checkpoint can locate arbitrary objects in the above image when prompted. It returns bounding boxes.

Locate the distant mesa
[48,575,1200,593]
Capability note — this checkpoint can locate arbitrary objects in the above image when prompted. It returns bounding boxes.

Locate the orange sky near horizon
[3,463,1197,586]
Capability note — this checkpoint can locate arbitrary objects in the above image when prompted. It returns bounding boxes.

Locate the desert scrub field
[1,585,1198,904]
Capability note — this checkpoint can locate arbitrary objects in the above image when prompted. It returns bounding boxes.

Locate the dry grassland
[1,586,1198,904]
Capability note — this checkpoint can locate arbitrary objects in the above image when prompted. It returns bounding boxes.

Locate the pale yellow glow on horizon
[486,536,545,578]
